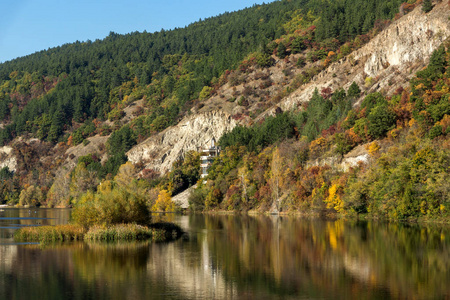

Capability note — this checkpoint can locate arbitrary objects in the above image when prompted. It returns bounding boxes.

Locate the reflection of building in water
[146,226,236,298]
[200,138,220,178]
[0,246,16,272]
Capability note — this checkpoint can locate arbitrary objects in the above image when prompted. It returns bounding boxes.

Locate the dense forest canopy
[0,0,404,146]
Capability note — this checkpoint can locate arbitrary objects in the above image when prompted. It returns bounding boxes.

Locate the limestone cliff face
[280,2,450,111]
[360,4,449,78]
[306,144,370,173]
[0,146,16,172]
[127,110,237,174]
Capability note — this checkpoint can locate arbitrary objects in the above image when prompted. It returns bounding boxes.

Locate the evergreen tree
[347,82,361,98]
[277,43,287,59]
[422,0,433,13]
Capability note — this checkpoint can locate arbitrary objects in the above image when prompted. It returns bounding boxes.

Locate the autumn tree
[114,161,137,189]
[70,163,99,201]
[152,189,176,212]
[47,173,71,207]
[270,147,284,208]
[19,185,44,207]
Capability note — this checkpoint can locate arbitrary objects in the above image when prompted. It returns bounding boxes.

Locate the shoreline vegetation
[206,209,450,225]
[14,222,183,244]
[11,209,450,245]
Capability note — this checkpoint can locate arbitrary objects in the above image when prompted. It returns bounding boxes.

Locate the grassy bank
[14,222,183,244]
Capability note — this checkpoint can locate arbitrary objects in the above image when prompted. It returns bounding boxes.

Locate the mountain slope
[126,1,450,174]
[0,0,448,212]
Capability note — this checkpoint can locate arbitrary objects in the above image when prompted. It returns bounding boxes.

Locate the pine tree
[422,0,433,13]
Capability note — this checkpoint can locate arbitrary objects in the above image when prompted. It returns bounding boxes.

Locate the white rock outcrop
[0,146,17,172]
[127,110,237,174]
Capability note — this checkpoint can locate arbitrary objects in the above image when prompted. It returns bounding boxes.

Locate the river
[0,208,449,299]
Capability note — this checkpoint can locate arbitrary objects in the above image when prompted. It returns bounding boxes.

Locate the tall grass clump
[14,224,85,243]
[84,223,183,242]
[84,224,153,241]
[71,182,150,229]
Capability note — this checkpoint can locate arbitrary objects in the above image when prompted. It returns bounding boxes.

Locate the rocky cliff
[0,146,16,172]
[127,110,237,173]
[279,1,450,111]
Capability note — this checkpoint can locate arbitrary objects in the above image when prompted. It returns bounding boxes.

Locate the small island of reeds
[14,222,183,244]
[14,181,183,244]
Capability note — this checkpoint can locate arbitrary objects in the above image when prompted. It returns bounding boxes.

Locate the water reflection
[0,208,70,239]
[0,211,449,299]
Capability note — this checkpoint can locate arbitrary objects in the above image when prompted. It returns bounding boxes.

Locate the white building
[200,138,220,178]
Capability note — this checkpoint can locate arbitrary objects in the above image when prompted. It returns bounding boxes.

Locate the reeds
[14,224,85,243]
[85,224,154,241]
[14,222,183,244]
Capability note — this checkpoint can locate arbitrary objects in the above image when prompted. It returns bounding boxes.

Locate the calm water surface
[0,208,449,299]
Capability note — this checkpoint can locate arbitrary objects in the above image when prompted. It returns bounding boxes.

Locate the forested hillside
[191,43,450,221]
[0,0,404,146]
[2,0,447,222]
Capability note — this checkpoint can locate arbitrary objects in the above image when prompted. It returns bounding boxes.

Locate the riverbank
[200,208,450,225]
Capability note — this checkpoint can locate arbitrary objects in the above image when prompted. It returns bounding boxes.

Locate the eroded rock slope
[127,110,237,173]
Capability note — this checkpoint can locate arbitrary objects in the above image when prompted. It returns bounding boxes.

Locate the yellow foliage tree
[309,136,327,158]
[199,86,213,100]
[271,147,284,203]
[366,141,380,157]
[152,190,176,212]
[97,180,114,195]
[19,185,44,207]
[47,173,71,207]
[114,162,137,189]
[325,184,344,213]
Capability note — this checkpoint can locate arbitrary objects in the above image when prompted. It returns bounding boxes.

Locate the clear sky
[0,0,276,63]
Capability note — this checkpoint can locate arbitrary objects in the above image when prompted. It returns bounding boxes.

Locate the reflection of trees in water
[0,243,95,300]
[72,241,150,283]
[1,242,173,300]
[1,215,449,300]
[204,215,450,299]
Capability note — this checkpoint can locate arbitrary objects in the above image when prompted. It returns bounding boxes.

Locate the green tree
[277,43,287,59]
[422,0,433,13]
[347,82,361,98]
[367,105,396,139]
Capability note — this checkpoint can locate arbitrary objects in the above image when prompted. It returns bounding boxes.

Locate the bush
[72,186,150,229]
[422,0,432,13]
[255,52,274,68]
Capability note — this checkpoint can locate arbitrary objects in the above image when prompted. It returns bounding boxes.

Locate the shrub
[422,0,432,13]
[72,186,150,229]
[255,52,274,68]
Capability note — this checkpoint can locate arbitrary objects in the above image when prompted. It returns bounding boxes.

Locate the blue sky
[0,0,275,63]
